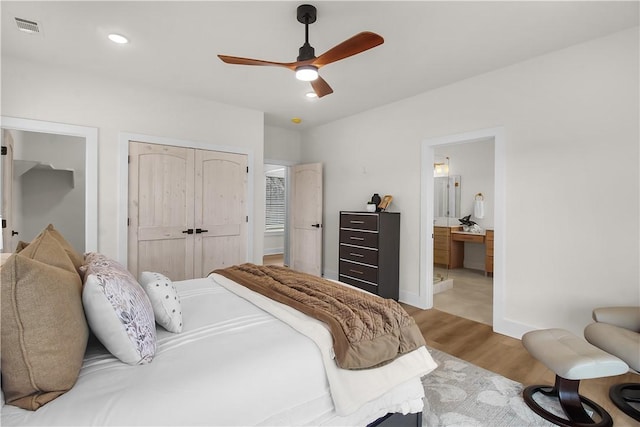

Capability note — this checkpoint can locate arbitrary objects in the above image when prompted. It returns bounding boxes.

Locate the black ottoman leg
[523,375,613,427]
[609,383,640,422]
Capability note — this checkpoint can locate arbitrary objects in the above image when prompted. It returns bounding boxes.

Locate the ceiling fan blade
[311,76,333,98]
[218,55,296,71]
[312,32,384,68]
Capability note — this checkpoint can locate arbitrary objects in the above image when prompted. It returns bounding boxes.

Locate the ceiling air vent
[15,17,41,34]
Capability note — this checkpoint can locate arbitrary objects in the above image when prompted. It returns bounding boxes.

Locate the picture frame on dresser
[338,211,400,300]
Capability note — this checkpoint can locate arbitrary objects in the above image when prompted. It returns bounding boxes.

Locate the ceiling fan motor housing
[297,4,317,24]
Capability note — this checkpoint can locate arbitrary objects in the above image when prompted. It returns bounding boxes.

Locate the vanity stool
[522,328,629,427]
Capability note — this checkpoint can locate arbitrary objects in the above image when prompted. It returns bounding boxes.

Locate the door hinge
[246,216,249,222]
[127,218,130,226]
[128,155,131,164]
[2,219,6,229]
[1,146,7,155]
[246,166,249,173]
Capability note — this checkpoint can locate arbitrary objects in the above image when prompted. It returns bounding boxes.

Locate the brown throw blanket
[213,263,426,370]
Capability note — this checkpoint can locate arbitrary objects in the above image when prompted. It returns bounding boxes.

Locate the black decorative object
[370,193,382,212]
[458,215,477,227]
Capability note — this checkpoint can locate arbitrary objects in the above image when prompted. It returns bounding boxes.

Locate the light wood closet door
[194,150,247,276]
[129,142,195,280]
[129,141,247,281]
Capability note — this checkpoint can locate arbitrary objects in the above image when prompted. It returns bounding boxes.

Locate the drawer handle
[349,269,364,275]
[350,220,365,224]
[349,252,364,258]
[349,236,365,241]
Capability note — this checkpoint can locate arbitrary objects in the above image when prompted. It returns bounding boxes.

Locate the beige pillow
[0,232,88,410]
[42,224,85,271]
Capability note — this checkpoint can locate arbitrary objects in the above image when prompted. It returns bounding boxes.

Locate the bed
[1,226,437,426]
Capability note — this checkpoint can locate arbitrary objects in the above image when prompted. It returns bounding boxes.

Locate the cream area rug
[423,347,557,426]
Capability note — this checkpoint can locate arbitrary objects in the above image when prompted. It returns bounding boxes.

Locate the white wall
[16,131,85,250]
[301,27,639,337]
[264,125,302,164]
[2,57,265,264]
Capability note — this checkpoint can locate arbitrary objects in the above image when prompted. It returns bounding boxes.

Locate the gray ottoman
[522,328,629,427]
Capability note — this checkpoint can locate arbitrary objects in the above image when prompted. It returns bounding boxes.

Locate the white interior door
[1,130,14,251]
[194,150,247,276]
[129,141,195,280]
[290,162,323,276]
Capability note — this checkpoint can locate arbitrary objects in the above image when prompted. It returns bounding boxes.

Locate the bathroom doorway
[432,142,494,325]
[420,127,505,331]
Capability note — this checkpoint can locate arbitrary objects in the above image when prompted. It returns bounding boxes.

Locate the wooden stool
[522,328,629,427]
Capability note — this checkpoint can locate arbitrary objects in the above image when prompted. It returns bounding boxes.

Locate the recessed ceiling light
[108,33,129,44]
[305,92,318,99]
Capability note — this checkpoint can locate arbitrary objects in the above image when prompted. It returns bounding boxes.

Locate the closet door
[129,142,195,280]
[194,150,247,277]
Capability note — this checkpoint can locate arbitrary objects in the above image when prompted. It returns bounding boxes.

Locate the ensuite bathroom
[432,138,495,326]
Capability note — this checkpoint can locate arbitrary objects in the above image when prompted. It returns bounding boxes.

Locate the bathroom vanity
[434,226,493,275]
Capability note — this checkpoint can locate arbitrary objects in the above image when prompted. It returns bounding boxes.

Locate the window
[265,174,285,231]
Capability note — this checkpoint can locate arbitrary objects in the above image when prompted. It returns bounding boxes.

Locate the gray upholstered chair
[584,306,640,422]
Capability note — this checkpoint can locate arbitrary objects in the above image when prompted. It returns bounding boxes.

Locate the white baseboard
[263,248,284,256]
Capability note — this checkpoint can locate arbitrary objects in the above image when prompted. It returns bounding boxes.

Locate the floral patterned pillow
[82,253,156,364]
[139,272,183,333]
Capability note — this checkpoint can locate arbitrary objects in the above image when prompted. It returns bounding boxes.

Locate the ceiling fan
[217,4,384,98]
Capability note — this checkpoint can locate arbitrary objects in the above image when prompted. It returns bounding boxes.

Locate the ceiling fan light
[108,33,129,44]
[295,65,318,81]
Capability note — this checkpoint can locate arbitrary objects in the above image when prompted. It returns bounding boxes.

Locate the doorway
[264,163,289,267]
[0,117,98,253]
[432,141,495,325]
[420,127,506,332]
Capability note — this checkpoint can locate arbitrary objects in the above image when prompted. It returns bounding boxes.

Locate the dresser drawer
[339,275,378,294]
[434,236,449,251]
[451,232,484,244]
[340,213,378,231]
[433,226,451,237]
[339,260,378,284]
[434,250,450,265]
[339,229,378,248]
[339,244,378,265]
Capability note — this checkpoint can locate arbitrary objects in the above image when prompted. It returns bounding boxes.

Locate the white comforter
[2,276,436,426]
[211,273,437,416]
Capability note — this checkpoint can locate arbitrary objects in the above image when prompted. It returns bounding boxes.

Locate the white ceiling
[2,1,638,130]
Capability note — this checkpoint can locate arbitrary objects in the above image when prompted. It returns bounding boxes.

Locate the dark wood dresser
[338,211,400,300]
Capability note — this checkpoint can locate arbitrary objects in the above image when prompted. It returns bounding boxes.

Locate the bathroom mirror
[434,175,461,218]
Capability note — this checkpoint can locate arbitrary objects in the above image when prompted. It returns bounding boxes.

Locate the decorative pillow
[43,224,85,272]
[0,232,88,411]
[139,271,183,333]
[82,253,156,365]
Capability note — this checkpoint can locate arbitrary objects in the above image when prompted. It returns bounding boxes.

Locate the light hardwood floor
[404,306,639,427]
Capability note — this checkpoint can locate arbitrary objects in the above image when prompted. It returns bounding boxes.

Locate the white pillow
[82,253,156,365]
[139,272,183,333]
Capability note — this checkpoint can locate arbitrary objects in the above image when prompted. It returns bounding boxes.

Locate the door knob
[311,223,321,228]
[11,230,19,236]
